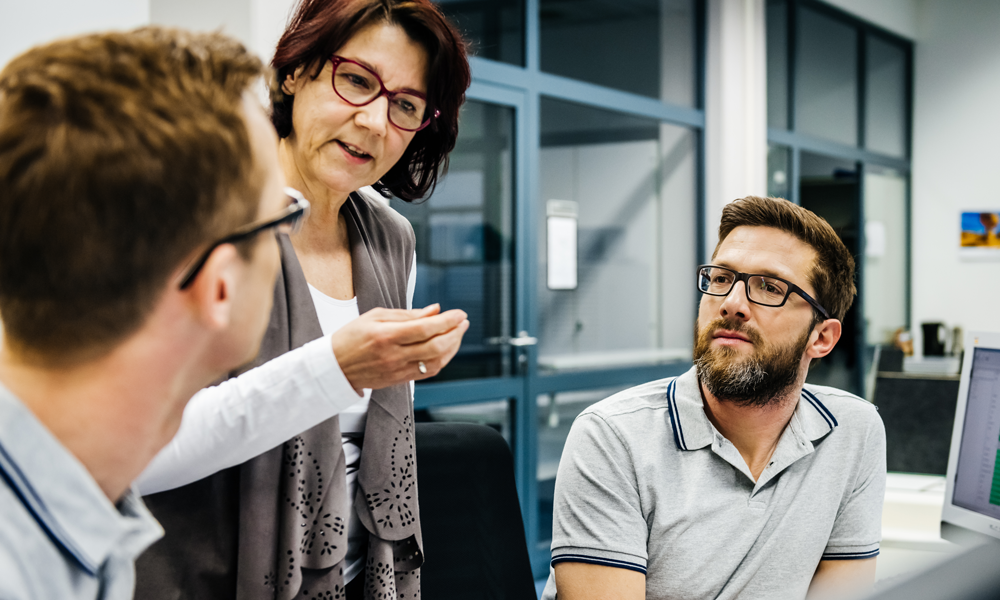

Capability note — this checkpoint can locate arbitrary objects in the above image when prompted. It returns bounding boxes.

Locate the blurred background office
[3,0,998,591]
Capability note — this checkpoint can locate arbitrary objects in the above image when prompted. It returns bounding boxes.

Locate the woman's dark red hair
[271,0,470,201]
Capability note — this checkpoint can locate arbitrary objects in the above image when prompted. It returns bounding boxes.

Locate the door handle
[485,331,538,347]
[509,331,538,346]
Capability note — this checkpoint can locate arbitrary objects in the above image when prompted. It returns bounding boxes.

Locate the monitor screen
[951,347,1000,517]
[943,332,1000,543]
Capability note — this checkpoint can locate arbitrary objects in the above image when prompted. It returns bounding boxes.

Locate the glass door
[413,0,706,577]
[798,151,863,396]
[392,99,517,381]
[395,86,541,532]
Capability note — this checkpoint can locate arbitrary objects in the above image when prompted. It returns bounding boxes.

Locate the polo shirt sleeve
[822,409,886,560]
[550,411,648,575]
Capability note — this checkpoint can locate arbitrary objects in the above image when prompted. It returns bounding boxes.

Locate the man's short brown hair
[0,27,265,363]
[713,196,856,322]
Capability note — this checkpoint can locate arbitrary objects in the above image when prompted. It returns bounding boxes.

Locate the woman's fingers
[408,319,470,380]
[330,309,468,391]
[365,303,441,322]
[385,309,467,345]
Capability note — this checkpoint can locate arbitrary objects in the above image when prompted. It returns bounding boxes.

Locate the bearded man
[541,196,886,600]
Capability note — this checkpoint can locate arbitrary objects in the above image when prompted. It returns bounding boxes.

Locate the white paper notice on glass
[865,221,887,258]
[547,199,578,290]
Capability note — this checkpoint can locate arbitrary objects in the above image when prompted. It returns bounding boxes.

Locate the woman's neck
[278,136,356,299]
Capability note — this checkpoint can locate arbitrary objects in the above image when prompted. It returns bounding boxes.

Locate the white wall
[0,0,294,71]
[817,0,1000,352]
[0,0,149,68]
[909,0,1000,346]
[150,0,252,50]
[150,0,296,63]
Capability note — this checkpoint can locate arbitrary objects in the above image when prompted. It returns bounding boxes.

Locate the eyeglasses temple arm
[793,286,831,320]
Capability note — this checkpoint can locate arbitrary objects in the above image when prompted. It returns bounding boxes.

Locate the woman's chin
[312,169,378,201]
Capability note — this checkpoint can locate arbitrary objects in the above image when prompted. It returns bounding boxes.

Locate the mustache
[700,318,764,346]
[693,316,809,408]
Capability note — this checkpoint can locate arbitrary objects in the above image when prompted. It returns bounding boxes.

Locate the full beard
[692,318,812,408]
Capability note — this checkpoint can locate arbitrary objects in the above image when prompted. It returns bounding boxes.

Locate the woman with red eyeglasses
[136,2,471,599]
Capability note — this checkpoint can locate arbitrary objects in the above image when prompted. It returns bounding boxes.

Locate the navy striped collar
[666,368,838,451]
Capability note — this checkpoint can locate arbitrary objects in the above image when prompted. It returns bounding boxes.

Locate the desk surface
[878,474,958,582]
[877,371,960,381]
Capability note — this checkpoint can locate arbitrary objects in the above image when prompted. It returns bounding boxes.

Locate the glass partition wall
[391,101,516,381]
[766,0,912,397]
[537,100,697,370]
[405,0,705,575]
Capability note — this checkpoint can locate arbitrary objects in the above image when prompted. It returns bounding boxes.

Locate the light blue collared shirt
[0,383,163,599]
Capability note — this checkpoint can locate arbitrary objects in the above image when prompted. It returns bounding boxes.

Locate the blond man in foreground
[0,28,288,598]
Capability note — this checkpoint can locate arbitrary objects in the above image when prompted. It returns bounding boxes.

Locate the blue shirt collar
[0,382,163,575]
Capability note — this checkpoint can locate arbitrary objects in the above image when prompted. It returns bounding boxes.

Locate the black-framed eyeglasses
[329,56,440,132]
[697,264,831,320]
[178,188,311,290]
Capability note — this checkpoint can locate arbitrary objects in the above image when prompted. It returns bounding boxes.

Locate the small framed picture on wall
[960,211,1000,260]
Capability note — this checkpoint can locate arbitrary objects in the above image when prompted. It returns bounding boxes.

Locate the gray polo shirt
[542,367,885,600]
[0,383,163,599]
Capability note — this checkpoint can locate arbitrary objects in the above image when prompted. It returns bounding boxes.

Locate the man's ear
[807,319,842,359]
[183,244,241,331]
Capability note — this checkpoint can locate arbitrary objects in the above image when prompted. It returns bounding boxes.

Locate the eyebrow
[344,55,382,77]
[714,262,793,281]
[338,55,427,95]
[754,269,790,281]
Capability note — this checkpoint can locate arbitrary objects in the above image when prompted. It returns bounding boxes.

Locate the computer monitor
[941,330,1000,545]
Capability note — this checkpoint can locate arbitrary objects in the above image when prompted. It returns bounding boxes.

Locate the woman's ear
[281,64,308,96]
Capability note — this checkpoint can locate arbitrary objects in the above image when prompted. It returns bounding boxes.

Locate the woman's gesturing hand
[330,303,470,393]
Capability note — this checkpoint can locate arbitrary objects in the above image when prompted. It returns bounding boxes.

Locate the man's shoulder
[801,383,883,438]
[802,383,879,417]
[579,377,679,422]
[0,482,70,598]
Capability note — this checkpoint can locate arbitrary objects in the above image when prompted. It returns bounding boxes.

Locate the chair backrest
[873,375,960,474]
[416,422,536,600]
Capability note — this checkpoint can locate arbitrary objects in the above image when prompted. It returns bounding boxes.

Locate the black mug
[922,322,946,356]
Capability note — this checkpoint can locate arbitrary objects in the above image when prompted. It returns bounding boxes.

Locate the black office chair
[873,375,960,474]
[415,422,536,600]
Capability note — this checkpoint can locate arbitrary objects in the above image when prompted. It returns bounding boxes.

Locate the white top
[308,285,371,434]
[136,253,417,585]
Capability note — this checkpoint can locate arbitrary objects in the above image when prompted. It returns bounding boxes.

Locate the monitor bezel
[941,329,1000,544]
